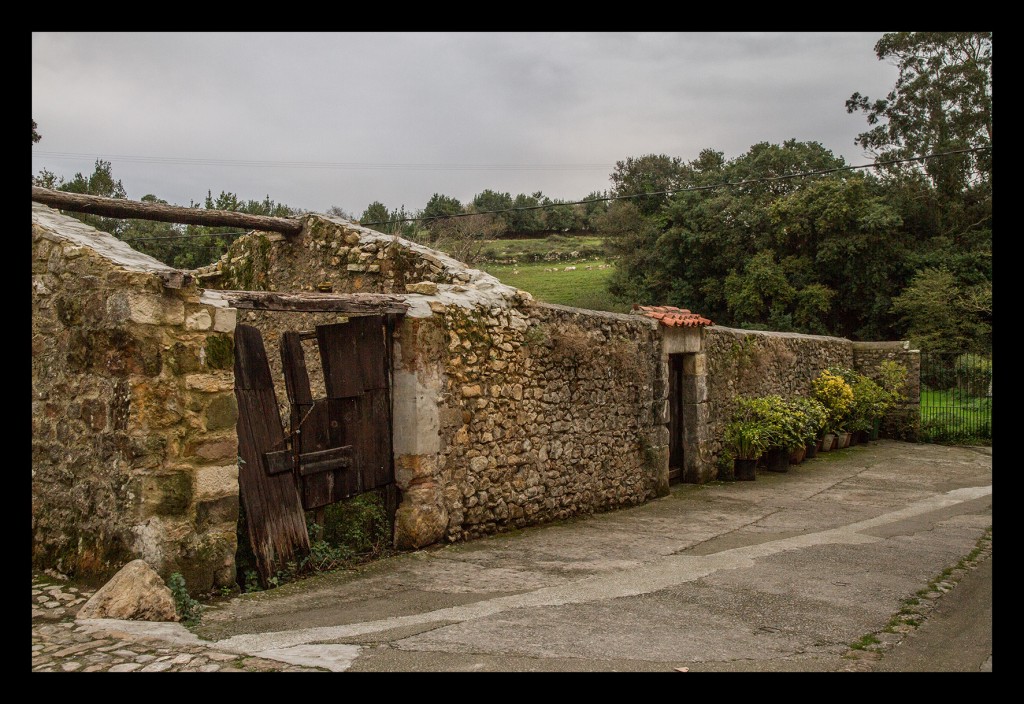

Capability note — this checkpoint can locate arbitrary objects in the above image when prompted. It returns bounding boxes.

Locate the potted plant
[789,396,826,460]
[724,418,767,481]
[812,369,854,452]
[745,395,789,472]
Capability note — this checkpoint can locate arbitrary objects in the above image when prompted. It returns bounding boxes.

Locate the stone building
[31,203,919,591]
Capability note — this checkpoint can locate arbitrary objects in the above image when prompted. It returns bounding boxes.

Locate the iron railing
[919,351,992,443]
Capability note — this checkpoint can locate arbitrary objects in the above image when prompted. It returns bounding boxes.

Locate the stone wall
[852,341,921,441]
[700,326,854,479]
[208,215,666,549]
[32,204,238,591]
[418,301,665,546]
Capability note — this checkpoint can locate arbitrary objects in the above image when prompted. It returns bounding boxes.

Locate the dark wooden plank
[209,290,409,314]
[328,397,364,502]
[234,325,275,390]
[361,388,394,490]
[298,401,335,510]
[318,323,362,398]
[281,332,314,408]
[32,186,303,236]
[351,315,388,391]
[234,326,309,586]
[263,449,295,476]
[298,446,353,476]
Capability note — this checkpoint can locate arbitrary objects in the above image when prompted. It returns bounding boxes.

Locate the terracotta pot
[820,433,835,452]
[789,445,806,464]
[838,431,851,448]
[805,442,818,459]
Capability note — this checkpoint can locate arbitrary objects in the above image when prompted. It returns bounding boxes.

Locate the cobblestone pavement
[31,573,324,673]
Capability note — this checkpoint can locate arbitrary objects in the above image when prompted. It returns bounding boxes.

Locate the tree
[32,119,41,144]
[421,193,463,221]
[890,268,991,354]
[609,154,687,216]
[846,32,992,196]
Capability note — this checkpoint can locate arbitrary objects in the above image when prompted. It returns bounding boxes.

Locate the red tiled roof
[633,305,713,328]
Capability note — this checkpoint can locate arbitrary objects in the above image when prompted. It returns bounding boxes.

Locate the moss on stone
[205,334,234,370]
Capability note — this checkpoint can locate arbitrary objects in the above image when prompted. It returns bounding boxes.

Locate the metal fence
[918,351,992,443]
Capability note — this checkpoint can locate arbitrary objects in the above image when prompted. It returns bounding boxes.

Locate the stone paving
[31,572,323,673]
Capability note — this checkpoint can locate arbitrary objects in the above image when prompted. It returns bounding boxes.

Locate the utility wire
[362,146,991,226]
[33,151,611,172]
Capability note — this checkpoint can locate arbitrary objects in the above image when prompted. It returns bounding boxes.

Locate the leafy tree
[32,119,41,144]
[359,201,390,226]
[608,153,687,216]
[890,267,991,354]
[421,193,463,221]
[846,32,991,195]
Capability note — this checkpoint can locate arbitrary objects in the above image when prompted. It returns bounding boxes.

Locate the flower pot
[820,433,835,452]
[848,431,858,446]
[869,419,881,441]
[789,445,806,464]
[734,458,757,481]
[763,446,789,472]
[805,441,818,459]
[838,431,851,448]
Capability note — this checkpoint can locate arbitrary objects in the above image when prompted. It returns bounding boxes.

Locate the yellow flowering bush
[811,370,854,434]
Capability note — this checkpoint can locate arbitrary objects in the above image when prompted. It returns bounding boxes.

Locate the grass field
[919,389,992,443]
[479,259,629,312]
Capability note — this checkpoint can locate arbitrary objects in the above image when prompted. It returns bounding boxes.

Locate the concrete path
[32,440,991,672]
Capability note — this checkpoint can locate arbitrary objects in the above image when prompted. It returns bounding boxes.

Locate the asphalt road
[67,440,991,673]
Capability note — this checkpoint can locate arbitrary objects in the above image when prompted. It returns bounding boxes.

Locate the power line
[32,151,612,172]
[362,147,991,226]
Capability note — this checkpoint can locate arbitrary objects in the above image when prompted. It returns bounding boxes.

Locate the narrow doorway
[668,354,685,483]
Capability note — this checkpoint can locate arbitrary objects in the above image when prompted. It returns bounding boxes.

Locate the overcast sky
[31,32,900,218]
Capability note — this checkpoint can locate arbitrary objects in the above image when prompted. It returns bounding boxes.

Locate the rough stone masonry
[32,204,919,587]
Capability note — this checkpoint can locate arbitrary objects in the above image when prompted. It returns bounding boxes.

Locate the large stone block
[195,464,238,500]
[682,353,707,376]
[107,291,185,326]
[194,495,239,530]
[185,310,212,331]
[394,486,448,550]
[203,393,238,431]
[141,470,193,517]
[185,373,234,393]
[213,307,237,333]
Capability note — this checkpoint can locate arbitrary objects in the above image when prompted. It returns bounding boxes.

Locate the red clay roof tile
[633,305,713,328]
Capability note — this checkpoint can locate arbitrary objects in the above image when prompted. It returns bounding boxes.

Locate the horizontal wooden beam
[32,186,304,237]
[263,446,354,477]
[208,290,410,314]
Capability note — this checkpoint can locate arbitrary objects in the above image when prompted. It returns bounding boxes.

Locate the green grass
[919,389,991,443]
[479,235,606,262]
[480,259,629,312]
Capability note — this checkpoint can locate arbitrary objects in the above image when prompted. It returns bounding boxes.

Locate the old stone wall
[700,326,853,478]
[209,215,666,549]
[852,341,921,441]
[32,205,238,591]
[423,301,664,545]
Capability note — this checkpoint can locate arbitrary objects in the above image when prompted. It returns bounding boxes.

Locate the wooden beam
[209,290,410,315]
[32,186,304,237]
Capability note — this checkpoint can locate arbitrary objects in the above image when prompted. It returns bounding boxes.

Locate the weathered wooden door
[234,316,394,585]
